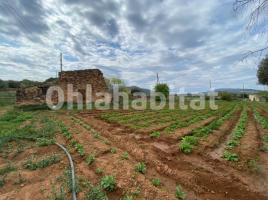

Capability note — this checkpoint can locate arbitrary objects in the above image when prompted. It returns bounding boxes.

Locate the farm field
[1,101,268,200]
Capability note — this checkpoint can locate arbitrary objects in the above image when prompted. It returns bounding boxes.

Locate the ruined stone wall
[59,69,109,102]
[16,86,48,105]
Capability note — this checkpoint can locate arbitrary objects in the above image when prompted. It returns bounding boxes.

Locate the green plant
[260,145,268,152]
[262,134,268,142]
[86,155,96,165]
[74,143,85,157]
[36,138,55,146]
[175,185,186,199]
[86,185,108,200]
[51,185,67,200]
[121,152,129,160]
[24,154,61,170]
[151,178,161,187]
[96,168,104,175]
[122,195,133,200]
[110,147,117,154]
[135,162,146,174]
[223,151,239,162]
[100,175,116,192]
[150,131,161,138]
[0,177,5,187]
[247,159,261,173]
[0,164,16,175]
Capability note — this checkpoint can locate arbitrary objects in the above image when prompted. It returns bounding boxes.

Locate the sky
[0,0,267,92]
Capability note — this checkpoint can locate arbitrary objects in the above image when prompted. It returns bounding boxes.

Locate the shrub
[154,83,170,99]
[86,155,95,165]
[175,185,186,199]
[135,162,146,174]
[101,176,116,192]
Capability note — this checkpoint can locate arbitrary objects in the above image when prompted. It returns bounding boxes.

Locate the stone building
[58,69,109,103]
[16,69,109,105]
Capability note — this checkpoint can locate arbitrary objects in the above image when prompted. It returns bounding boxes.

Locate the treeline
[0,78,58,89]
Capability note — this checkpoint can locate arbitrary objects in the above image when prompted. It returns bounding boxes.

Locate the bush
[100,176,116,192]
[219,92,232,101]
[154,83,169,99]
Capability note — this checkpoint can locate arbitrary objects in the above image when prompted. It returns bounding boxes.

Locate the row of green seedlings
[0,164,16,187]
[179,106,237,154]
[223,107,248,162]
[254,109,268,153]
[67,117,186,199]
[70,116,111,145]
[86,161,185,200]
[150,108,224,138]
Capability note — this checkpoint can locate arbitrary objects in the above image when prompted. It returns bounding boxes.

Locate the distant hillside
[215,88,262,94]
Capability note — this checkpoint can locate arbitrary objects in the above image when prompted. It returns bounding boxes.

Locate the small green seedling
[135,162,146,174]
[150,131,160,138]
[151,178,161,187]
[175,185,186,199]
[86,155,96,165]
[100,175,116,192]
[121,152,129,160]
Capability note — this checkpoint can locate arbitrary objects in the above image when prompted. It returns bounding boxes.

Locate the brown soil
[71,112,268,200]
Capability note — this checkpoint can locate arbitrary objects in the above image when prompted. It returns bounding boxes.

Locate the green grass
[150,131,161,138]
[0,91,16,106]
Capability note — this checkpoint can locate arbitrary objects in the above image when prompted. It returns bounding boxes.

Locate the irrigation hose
[55,143,77,200]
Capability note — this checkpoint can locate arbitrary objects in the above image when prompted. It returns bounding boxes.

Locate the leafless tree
[234,0,268,57]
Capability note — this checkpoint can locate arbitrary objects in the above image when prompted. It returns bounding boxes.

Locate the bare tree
[234,0,268,57]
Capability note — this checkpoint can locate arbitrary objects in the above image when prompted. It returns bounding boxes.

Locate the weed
[135,162,146,174]
[100,175,116,192]
[110,147,117,154]
[51,185,67,200]
[96,168,104,175]
[122,195,133,200]
[247,159,261,173]
[151,178,161,187]
[0,164,16,176]
[0,177,5,187]
[121,152,129,160]
[262,134,268,142]
[24,154,61,170]
[36,138,55,146]
[260,145,268,152]
[14,173,26,185]
[223,151,239,162]
[175,185,186,199]
[86,155,96,165]
[86,185,108,200]
[150,131,160,138]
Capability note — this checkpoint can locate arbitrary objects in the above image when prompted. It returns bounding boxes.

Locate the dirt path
[74,112,268,200]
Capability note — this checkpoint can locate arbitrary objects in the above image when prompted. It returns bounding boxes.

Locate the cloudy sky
[0,0,267,92]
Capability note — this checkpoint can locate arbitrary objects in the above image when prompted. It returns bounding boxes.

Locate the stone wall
[16,69,109,105]
[59,69,109,103]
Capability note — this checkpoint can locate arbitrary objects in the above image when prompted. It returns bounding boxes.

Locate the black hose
[55,143,77,200]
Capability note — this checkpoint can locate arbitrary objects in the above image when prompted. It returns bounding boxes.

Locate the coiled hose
[55,143,77,200]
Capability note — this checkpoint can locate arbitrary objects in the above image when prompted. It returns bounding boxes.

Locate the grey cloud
[0,0,49,39]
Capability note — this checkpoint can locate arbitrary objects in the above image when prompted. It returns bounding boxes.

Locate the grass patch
[0,164,16,176]
[100,175,116,192]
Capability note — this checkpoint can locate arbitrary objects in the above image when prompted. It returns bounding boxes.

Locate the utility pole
[60,52,63,72]
[156,73,159,84]
[209,80,212,90]
[243,84,245,101]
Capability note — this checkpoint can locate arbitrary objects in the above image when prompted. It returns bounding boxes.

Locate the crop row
[179,105,238,154]
[223,107,248,162]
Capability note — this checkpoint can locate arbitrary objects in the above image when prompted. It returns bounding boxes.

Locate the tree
[257,56,268,85]
[219,92,233,101]
[154,83,169,98]
[234,0,268,56]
